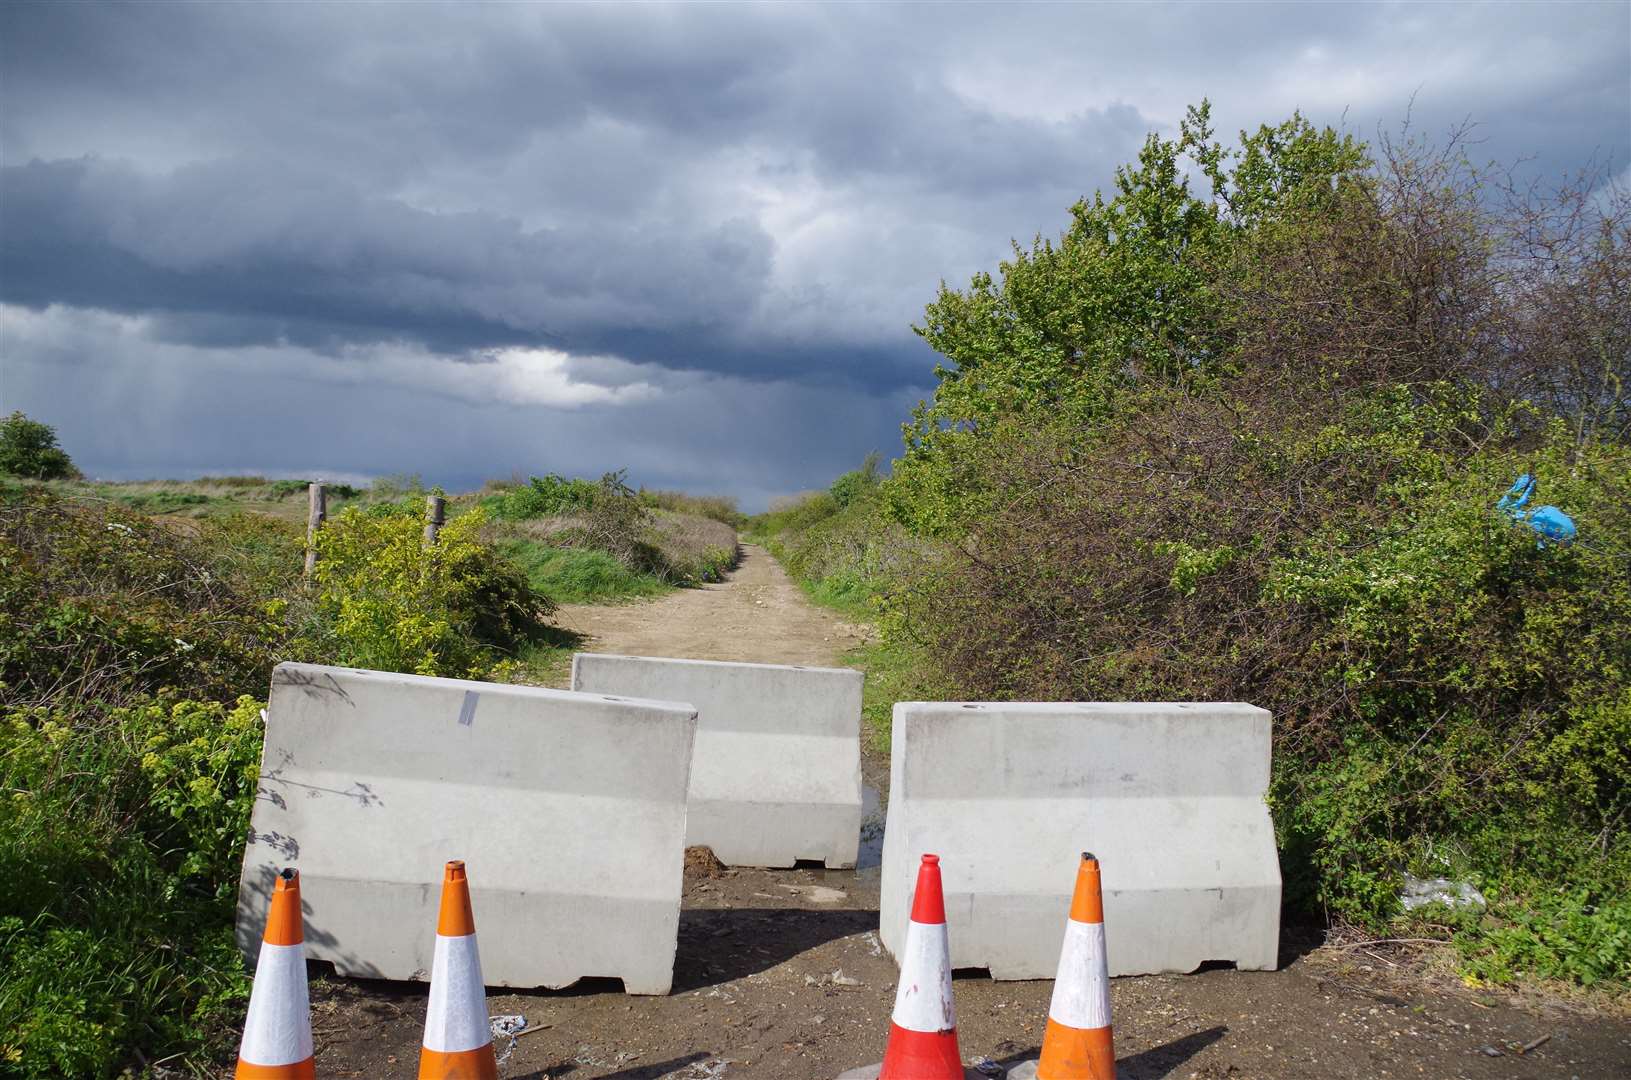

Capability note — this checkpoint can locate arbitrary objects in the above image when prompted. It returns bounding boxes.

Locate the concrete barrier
[571,654,862,868]
[880,702,1281,979]
[236,662,698,995]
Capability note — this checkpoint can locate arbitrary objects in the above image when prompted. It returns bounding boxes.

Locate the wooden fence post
[424,494,446,546]
[304,482,326,578]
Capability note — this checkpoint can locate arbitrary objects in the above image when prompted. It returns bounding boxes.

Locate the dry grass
[492,508,738,585]
[650,509,739,576]
[639,488,743,525]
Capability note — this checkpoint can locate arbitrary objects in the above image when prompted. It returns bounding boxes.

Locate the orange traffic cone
[235,868,316,1079]
[1012,853,1116,1080]
[419,861,499,1080]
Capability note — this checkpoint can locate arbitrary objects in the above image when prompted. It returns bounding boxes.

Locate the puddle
[857,782,885,870]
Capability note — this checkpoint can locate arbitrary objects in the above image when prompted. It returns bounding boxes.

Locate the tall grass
[638,488,744,526]
[495,542,671,604]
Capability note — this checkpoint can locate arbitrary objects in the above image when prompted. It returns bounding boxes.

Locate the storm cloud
[2,1,1626,503]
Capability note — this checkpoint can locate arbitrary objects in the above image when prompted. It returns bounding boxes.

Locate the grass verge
[495,540,672,604]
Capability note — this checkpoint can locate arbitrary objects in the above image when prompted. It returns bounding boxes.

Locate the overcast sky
[2,2,1626,508]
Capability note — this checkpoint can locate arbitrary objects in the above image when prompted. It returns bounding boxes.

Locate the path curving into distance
[549,542,872,673]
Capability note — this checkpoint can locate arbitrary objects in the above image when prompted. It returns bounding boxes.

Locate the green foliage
[0,695,264,1075]
[0,480,584,1070]
[895,103,1368,535]
[313,504,553,677]
[1455,885,1631,988]
[749,463,908,621]
[484,472,605,519]
[828,453,882,510]
[495,541,670,604]
[0,492,305,707]
[0,412,78,481]
[813,105,1631,991]
[484,468,740,598]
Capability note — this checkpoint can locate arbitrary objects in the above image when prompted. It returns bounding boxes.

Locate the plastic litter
[489,1015,528,1067]
[1497,474,1577,547]
[1400,874,1487,912]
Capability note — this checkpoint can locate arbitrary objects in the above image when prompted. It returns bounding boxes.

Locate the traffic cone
[235,868,315,1079]
[1011,853,1116,1080]
[419,861,499,1080]
[835,852,984,1079]
[882,853,964,1078]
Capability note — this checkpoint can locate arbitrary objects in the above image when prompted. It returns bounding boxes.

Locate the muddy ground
[303,545,1631,1079]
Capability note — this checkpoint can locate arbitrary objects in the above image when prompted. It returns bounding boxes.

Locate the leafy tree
[829,452,881,509]
[893,102,1367,535]
[0,411,79,480]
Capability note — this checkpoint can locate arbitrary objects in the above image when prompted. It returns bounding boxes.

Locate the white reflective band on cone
[1048,919,1111,1030]
[423,934,492,1053]
[891,919,956,1033]
[240,943,314,1064]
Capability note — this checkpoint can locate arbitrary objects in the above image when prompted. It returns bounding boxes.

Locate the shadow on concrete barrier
[571,654,863,868]
[236,662,697,995]
[880,702,1281,979]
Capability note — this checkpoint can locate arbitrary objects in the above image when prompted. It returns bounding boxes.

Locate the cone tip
[436,860,477,937]
[909,851,947,924]
[263,866,304,946]
[1070,853,1105,925]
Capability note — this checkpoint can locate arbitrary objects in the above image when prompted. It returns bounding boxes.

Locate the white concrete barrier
[880,702,1281,979]
[236,662,698,995]
[571,654,862,868]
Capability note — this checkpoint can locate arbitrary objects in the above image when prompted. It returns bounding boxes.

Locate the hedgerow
[0,484,561,1073]
[760,104,1630,989]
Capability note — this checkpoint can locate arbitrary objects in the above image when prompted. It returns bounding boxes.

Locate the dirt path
[309,546,1631,1079]
[548,543,871,672]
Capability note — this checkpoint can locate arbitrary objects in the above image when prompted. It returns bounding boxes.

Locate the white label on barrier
[890,919,956,1033]
[1048,918,1111,1029]
[239,942,314,1064]
[423,933,492,1052]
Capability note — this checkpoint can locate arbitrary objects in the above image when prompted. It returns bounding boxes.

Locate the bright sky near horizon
[2,1,1627,508]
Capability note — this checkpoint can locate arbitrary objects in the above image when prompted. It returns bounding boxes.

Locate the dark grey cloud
[1,155,784,368]
[1,1,1626,503]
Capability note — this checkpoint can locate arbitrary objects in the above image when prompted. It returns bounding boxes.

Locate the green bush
[828,454,881,510]
[313,503,554,677]
[0,695,264,1075]
[0,412,78,481]
[0,492,305,707]
[484,472,604,520]
[785,106,1630,991]
[495,542,670,604]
